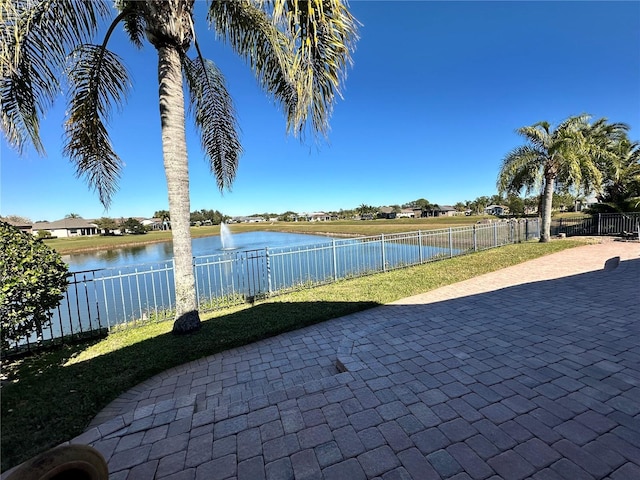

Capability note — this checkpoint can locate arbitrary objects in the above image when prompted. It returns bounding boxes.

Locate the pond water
[63,231,334,272]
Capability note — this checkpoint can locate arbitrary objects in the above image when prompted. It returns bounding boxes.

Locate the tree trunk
[539,174,555,242]
[157,45,201,333]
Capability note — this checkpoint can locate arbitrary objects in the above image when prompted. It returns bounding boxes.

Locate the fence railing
[6,219,541,355]
[551,212,640,238]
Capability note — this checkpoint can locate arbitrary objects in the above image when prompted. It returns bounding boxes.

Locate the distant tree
[65,213,81,219]
[1,215,32,224]
[552,192,577,212]
[357,204,377,217]
[339,209,356,219]
[412,198,432,210]
[153,210,170,221]
[506,195,524,216]
[154,210,171,230]
[489,194,505,206]
[121,217,146,234]
[95,217,118,235]
[453,202,466,212]
[278,211,297,222]
[0,222,69,348]
[190,210,205,224]
[523,196,539,214]
[471,196,491,214]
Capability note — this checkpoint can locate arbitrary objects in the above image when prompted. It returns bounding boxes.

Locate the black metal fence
[551,212,640,238]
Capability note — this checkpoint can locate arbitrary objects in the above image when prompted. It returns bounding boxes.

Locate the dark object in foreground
[5,444,108,480]
[172,310,202,334]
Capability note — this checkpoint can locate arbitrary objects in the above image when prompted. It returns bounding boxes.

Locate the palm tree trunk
[540,174,555,242]
[157,44,201,333]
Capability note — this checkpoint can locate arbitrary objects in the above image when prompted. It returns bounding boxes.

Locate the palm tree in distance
[497,114,628,242]
[2,0,358,333]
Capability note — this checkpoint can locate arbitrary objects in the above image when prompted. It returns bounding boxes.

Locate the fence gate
[238,249,269,300]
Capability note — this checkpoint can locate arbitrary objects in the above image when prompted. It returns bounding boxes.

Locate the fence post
[332,240,338,281]
[418,231,423,263]
[493,223,498,247]
[266,248,272,295]
[381,234,386,272]
[597,213,601,235]
[473,225,477,252]
[449,228,453,258]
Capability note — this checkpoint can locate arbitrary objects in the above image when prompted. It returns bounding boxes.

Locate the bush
[0,222,69,348]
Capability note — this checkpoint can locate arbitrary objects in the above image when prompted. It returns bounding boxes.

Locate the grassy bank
[1,239,584,472]
[45,216,499,254]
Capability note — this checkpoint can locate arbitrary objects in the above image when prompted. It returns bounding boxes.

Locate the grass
[1,239,587,472]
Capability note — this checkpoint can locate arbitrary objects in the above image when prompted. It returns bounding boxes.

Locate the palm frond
[182,55,241,191]
[517,123,550,151]
[278,0,359,137]
[115,0,146,48]
[497,145,544,195]
[208,1,298,122]
[63,44,130,208]
[1,0,110,155]
[209,0,358,139]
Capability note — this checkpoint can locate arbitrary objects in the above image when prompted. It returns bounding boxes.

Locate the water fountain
[219,222,235,250]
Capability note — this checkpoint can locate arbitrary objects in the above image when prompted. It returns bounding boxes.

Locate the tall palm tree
[2,0,358,333]
[497,115,628,242]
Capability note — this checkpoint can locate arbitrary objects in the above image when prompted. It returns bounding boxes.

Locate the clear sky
[1,1,639,222]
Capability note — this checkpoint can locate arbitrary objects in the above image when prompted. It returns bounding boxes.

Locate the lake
[63,231,334,272]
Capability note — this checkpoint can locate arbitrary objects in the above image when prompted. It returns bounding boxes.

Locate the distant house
[425,205,458,217]
[304,212,331,222]
[32,218,98,237]
[142,218,166,230]
[2,218,32,233]
[377,207,397,219]
[484,205,509,216]
[397,208,416,218]
[232,216,265,223]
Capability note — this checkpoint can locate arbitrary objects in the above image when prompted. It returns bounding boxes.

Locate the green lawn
[1,239,587,472]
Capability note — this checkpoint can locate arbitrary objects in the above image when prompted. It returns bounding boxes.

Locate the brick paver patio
[71,240,639,479]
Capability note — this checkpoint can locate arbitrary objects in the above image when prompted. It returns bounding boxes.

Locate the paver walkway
[72,240,639,479]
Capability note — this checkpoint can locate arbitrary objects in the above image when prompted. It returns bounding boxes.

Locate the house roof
[486,205,509,209]
[33,218,97,230]
[2,218,32,228]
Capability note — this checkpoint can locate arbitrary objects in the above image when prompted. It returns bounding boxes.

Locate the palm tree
[597,138,640,212]
[2,0,358,333]
[497,115,628,242]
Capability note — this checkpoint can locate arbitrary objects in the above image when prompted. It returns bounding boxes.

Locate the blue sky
[1,1,639,221]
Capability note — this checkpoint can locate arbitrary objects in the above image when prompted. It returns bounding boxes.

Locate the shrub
[0,222,69,348]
